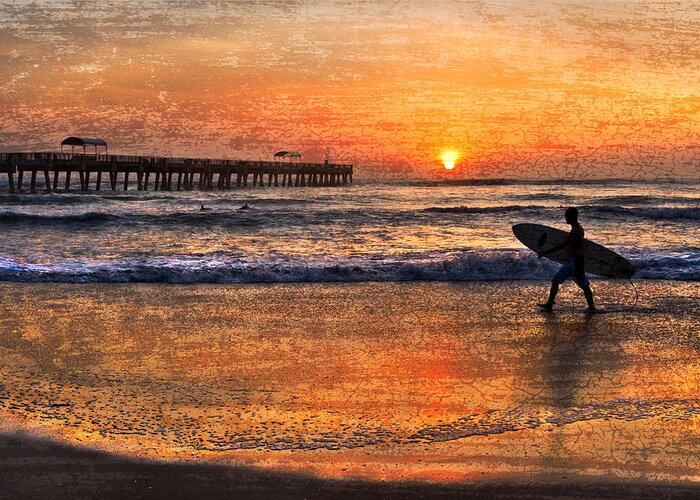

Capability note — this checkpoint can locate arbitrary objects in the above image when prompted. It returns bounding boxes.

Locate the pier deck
[0,152,353,193]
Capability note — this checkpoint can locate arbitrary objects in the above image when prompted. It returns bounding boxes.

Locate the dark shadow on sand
[1,431,698,500]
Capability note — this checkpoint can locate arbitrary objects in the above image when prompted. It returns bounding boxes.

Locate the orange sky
[1,1,699,177]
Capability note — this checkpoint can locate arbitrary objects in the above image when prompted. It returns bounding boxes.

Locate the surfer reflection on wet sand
[537,207,596,312]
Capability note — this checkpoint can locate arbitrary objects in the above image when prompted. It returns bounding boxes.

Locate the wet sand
[0,281,698,498]
[2,429,699,500]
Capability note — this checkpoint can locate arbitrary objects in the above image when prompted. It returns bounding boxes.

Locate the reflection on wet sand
[0,281,698,483]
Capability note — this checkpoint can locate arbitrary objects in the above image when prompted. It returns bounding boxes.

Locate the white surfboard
[512,223,636,278]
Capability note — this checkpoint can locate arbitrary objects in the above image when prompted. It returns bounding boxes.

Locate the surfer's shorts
[553,258,589,288]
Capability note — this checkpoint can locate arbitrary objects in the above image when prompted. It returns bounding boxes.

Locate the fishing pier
[0,140,353,194]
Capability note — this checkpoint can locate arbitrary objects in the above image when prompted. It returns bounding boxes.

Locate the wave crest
[586,205,700,221]
[0,249,697,283]
[424,205,544,214]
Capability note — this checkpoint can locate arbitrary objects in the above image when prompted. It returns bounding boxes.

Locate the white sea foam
[0,249,696,283]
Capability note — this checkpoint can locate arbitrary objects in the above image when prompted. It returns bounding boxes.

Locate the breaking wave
[0,211,123,224]
[0,248,697,283]
[423,204,700,220]
[585,205,700,221]
[424,205,545,214]
[592,195,700,206]
[1,201,698,227]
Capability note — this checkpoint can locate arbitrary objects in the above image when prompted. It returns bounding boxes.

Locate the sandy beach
[0,280,698,498]
[4,0,700,498]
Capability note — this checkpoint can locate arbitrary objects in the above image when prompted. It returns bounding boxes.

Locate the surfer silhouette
[537,207,596,312]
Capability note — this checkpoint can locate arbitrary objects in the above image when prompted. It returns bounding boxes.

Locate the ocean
[0,178,698,283]
[1,179,699,486]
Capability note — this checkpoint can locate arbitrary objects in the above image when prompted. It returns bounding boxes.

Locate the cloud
[0,1,698,177]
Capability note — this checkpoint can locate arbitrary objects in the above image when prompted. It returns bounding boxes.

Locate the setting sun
[441,151,459,170]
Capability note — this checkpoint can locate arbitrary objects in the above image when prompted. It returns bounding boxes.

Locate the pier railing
[0,152,353,193]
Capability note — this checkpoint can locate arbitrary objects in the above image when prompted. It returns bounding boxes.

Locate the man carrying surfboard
[537,207,596,312]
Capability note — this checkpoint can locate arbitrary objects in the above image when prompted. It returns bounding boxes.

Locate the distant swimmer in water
[239,203,250,210]
[537,207,596,312]
[200,204,209,211]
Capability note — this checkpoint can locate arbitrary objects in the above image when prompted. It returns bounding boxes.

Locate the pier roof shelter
[274,150,302,162]
[61,137,108,155]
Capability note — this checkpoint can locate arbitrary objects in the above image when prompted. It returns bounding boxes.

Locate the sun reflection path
[0,281,698,482]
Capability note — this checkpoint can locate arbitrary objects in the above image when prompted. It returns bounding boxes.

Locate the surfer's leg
[579,279,595,310]
[539,263,569,310]
[583,286,595,310]
[539,282,559,311]
[574,258,595,310]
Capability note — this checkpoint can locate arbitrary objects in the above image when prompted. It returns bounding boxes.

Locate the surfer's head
[565,207,579,224]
